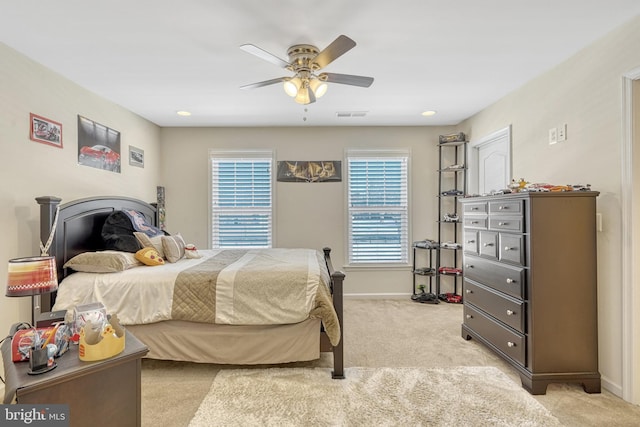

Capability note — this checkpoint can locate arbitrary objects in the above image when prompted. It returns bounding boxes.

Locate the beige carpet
[188,366,562,427]
[141,300,640,426]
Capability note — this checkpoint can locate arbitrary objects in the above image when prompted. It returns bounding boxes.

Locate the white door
[468,126,511,195]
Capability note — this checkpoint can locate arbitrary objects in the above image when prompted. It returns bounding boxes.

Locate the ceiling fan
[240,35,374,105]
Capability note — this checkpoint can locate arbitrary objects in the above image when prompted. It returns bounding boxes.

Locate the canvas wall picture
[277,160,342,182]
[77,115,121,173]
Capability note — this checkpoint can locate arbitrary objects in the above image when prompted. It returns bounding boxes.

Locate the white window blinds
[347,151,409,264]
[210,151,273,248]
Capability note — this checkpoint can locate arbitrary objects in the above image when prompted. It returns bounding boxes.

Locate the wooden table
[2,329,148,427]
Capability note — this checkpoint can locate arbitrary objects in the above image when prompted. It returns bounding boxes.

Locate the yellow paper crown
[78,316,125,361]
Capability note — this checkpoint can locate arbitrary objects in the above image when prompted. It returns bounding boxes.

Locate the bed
[36,195,345,378]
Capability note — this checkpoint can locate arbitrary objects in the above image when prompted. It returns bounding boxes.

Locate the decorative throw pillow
[133,232,165,257]
[122,209,164,237]
[135,247,165,266]
[101,211,143,253]
[64,251,142,273]
[184,244,202,259]
[161,234,186,263]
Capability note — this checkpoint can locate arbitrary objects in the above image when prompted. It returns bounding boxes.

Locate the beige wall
[0,43,162,341]
[159,126,454,295]
[458,15,640,398]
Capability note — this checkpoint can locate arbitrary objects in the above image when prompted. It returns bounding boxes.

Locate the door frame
[467,125,512,195]
[621,67,640,404]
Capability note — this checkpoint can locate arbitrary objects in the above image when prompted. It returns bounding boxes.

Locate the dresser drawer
[463,230,478,255]
[479,231,498,259]
[489,217,523,232]
[489,200,522,215]
[464,280,524,333]
[464,217,487,229]
[499,233,525,265]
[464,304,525,366]
[464,202,487,214]
[463,255,524,299]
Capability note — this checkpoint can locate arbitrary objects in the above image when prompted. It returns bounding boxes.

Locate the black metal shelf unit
[436,140,468,300]
[411,243,438,303]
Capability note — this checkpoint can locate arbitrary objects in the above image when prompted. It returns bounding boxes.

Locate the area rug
[188,366,563,426]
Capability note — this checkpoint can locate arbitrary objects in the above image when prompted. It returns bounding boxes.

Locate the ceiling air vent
[336,111,368,118]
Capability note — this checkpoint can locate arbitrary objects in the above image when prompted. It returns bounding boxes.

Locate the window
[210,151,273,248]
[347,150,409,264]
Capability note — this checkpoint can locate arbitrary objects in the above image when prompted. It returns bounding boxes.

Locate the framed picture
[277,160,342,182]
[129,145,144,168]
[29,113,63,148]
[77,115,121,173]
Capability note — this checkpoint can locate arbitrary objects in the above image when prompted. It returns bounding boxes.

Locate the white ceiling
[2,1,639,127]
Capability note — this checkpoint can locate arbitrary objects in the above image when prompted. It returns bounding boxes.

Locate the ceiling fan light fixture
[309,78,328,98]
[283,77,301,97]
[294,86,311,104]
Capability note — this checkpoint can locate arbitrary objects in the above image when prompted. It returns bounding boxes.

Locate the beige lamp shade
[6,256,58,297]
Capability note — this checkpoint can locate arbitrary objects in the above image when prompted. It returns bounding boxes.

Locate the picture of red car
[78,144,121,172]
[34,123,60,143]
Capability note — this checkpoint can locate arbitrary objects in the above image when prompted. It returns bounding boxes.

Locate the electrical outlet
[558,124,567,142]
[549,128,557,145]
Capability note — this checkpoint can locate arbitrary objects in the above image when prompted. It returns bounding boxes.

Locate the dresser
[459,191,600,395]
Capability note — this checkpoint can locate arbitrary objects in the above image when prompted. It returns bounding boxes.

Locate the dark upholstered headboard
[37,196,157,312]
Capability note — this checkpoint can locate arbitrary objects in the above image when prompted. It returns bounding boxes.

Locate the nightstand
[2,329,148,427]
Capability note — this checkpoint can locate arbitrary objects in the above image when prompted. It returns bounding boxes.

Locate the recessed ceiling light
[176,111,192,116]
[421,110,437,117]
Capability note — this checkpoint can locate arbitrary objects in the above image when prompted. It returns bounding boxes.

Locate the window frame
[208,149,275,249]
[345,148,411,268]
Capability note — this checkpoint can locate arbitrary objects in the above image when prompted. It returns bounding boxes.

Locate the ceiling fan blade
[320,72,374,87]
[240,77,288,90]
[240,44,290,68]
[312,35,356,70]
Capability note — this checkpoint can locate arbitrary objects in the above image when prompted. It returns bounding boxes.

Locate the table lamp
[6,256,58,326]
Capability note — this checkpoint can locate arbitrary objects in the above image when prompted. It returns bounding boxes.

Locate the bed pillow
[122,209,164,237]
[101,211,143,253]
[64,251,142,273]
[135,247,165,266]
[134,232,165,257]
[161,233,186,263]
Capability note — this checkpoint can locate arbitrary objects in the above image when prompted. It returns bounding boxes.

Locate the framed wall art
[129,145,144,168]
[277,160,342,182]
[77,115,121,173]
[29,113,63,148]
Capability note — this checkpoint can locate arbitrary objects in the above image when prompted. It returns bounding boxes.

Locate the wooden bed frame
[36,195,345,378]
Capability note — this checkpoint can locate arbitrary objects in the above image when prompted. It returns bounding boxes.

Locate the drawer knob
[504,246,511,251]
[465,264,473,269]
[506,310,515,316]
[499,206,508,210]
[466,314,472,319]
[507,341,516,347]
[483,243,493,247]
[466,240,475,244]
[465,289,472,294]
[498,222,508,226]
[471,221,479,224]
[506,278,516,284]
[471,207,479,211]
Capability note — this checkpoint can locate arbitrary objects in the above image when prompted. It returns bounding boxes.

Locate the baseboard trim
[601,374,622,398]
